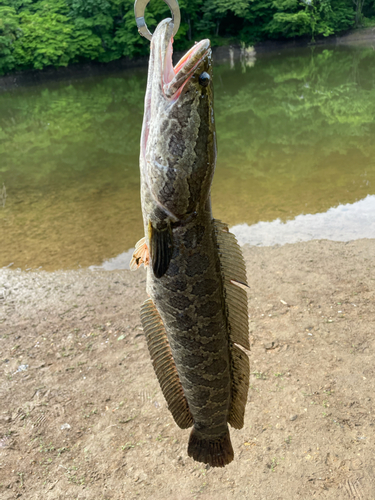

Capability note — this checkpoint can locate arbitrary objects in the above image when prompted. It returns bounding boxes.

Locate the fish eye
[199,72,210,87]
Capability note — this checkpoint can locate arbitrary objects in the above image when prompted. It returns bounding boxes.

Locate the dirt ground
[0,239,374,499]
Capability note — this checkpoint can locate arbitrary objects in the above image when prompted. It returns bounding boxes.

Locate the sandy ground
[1,239,374,499]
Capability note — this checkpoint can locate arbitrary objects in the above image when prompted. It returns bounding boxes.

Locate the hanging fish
[131,18,249,467]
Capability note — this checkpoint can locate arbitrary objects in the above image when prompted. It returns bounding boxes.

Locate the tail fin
[188,427,234,467]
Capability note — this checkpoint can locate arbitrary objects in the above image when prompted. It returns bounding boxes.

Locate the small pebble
[15,364,28,373]
[290,415,298,421]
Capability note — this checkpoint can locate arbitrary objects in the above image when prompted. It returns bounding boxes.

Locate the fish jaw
[141,19,211,161]
[140,18,216,227]
[163,38,211,99]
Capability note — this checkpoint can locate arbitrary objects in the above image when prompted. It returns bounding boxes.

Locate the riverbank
[1,27,375,92]
[1,238,374,499]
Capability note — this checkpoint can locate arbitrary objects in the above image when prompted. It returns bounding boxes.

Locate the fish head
[141,19,216,223]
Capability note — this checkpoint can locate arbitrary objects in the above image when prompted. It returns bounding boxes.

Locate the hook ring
[134,0,181,42]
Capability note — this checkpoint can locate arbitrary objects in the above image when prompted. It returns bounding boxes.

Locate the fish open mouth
[163,37,211,99]
[141,22,211,162]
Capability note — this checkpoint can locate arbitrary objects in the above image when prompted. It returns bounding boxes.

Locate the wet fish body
[132,19,249,467]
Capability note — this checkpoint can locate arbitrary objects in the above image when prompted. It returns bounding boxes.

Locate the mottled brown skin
[149,209,232,442]
[141,21,215,231]
[140,19,234,465]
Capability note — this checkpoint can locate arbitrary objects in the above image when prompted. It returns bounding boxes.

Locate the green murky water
[1,45,375,270]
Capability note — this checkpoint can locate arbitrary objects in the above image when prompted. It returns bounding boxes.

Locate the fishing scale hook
[134,0,181,41]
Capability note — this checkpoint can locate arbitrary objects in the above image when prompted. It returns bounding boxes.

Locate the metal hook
[134,0,181,42]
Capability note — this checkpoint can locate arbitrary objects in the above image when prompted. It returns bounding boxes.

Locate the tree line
[0,0,374,75]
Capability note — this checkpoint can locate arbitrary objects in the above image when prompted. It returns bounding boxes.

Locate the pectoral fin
[149,222,174,278]
[130,237,149,271]
[141,298,193,429]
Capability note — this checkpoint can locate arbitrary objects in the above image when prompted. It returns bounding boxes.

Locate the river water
[1,44,375,271]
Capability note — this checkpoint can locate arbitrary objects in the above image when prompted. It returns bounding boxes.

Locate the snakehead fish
[131,18,250,467]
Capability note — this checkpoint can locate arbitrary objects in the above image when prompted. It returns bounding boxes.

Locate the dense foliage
[0,0,374,74]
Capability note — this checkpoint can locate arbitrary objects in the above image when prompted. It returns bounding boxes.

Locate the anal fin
[141,298,193,429]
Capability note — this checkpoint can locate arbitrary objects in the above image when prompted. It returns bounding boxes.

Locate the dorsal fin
[213,219,250,429]
[141,298,193,429]
[214,220,250,350]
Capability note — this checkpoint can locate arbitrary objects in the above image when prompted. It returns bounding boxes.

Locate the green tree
[11,0,103,70]
[265,0,353,40]
[67,0,120,61]
[178,0,204,41]
[0,0,373,75]
[0,5,20,72]
[353,0,365,26]
[192,0,250,37]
